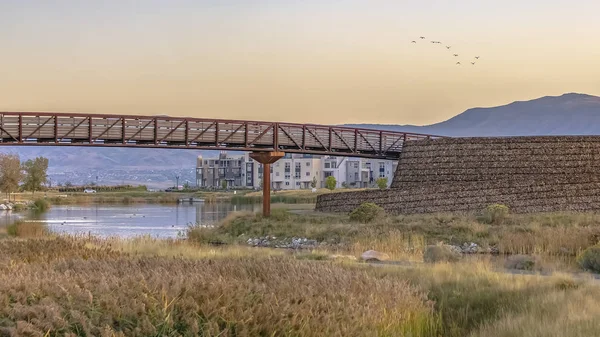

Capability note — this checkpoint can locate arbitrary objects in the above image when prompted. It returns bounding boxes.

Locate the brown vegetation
[0,237,436,337]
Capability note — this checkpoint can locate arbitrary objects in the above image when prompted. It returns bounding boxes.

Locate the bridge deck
[0,112,442,159]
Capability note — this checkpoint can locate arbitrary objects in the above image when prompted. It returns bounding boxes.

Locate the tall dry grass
[0,237,437,337]
[188,210,600,260]
[6,221,49,238]
[362,261,599,337]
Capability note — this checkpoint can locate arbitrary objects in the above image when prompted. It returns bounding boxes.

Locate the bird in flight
[456,62,461,65]
[411,40,416,43]
[475,56,480,59]
[420,36,425,39]
[453,54,459,57]
[446,46,451,49]
[471,62,476,65]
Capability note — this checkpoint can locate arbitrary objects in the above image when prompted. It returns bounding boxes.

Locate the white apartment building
[321,156,348,189]
[270,154,322,190]
[196,152,397,190]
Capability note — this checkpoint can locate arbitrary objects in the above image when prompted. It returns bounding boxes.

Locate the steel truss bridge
[0,112,442,159]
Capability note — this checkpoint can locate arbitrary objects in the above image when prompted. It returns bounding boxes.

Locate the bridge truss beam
[0,112,442,159]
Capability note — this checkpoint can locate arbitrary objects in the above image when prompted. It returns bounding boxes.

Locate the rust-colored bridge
[0,111,443,216]
[0,112,441,159]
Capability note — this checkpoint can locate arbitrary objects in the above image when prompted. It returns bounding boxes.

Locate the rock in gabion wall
[316,136,600,214]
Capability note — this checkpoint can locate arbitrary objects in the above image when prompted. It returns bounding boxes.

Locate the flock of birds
[411,36,480,66]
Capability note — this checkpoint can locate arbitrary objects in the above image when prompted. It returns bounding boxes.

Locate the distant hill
[347,93,600,137]
[2,147,206,169]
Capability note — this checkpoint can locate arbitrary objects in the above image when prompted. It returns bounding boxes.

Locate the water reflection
[24,203,260,239]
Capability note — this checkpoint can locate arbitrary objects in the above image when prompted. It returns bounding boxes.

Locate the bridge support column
[250,151,285,217]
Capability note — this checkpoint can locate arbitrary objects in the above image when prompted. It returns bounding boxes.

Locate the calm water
[9,203,260,239]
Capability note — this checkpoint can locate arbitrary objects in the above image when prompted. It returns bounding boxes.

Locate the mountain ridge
[346,93,600,137]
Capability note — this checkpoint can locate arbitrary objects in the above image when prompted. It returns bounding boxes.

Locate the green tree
[376,177,388,189]
[221,179,228,190]
[310,176,317,189]
[0,154,23,201]
[22,157,48,195]
[325,176,336,190]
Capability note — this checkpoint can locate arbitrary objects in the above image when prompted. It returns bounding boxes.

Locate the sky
[1,0,600,126]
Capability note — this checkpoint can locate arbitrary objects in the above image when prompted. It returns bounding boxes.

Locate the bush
[325,176,336,190]
[376,177,388,189]
[578,245,600,272]
[423,243,462,263]
[32,198,50,212]
[349,203,385,223]
[481,204,510,225]
[504,255,540,271]
[11,203,26,212]
[6,221,48,238]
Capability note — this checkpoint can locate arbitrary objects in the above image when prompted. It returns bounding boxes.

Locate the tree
[310,176,317,189]
[0,154,23,201]
[221,179,228,190]
[376,177,388,189]
[325,176,336,190]
[22,156,48,195]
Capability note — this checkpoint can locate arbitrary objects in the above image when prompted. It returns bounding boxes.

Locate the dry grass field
[2,210,600,336]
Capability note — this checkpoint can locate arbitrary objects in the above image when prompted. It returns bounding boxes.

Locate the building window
[285,174,290,179]
[325,163,330,169]
[285,163,291,173]
[285,182,290,186]
[331,162,337,169]
[324,171,333,178]
[355,172,359,180]
[296,182,300,186]
[306,162,310,166]
[306,172,310,176]
[276,172,280,177]
[295,162,301,179]
[258,166,263,174]
[354,162,359,168]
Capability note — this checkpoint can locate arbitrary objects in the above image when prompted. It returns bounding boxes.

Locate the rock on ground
[360,250,390,262]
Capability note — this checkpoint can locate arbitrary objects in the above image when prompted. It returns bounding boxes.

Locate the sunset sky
[1,1,599,125]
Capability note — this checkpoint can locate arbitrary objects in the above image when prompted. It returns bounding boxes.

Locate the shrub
[11,203,26,212]
[504,255,540,271]
[423,243,462,263]
[325,176,336,190]
[577,245,600,272]
[32,198,50,212]
[349,203,385,223]
[481,204,510,225]
[376,177,388,189]
[6,221,48,238]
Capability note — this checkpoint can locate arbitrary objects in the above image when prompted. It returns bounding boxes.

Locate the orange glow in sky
[1,1,599,125]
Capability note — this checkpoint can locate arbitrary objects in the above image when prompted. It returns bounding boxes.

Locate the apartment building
[270,153,321,190]
[196,152,397,190]
[321,156,347,189]
[196,152,256,188]
[345,158,371,188]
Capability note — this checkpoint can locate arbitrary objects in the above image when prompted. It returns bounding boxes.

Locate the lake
[5,203,261,238]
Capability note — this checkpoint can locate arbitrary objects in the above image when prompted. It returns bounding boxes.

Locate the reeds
[0,237,436,337]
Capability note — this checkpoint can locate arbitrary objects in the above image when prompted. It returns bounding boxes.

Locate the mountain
[347,93,600,137]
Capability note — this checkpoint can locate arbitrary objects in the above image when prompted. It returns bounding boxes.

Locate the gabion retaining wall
[316,136,600,214]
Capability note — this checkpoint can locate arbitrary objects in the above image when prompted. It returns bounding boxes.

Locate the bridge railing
[0,112,443,158]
